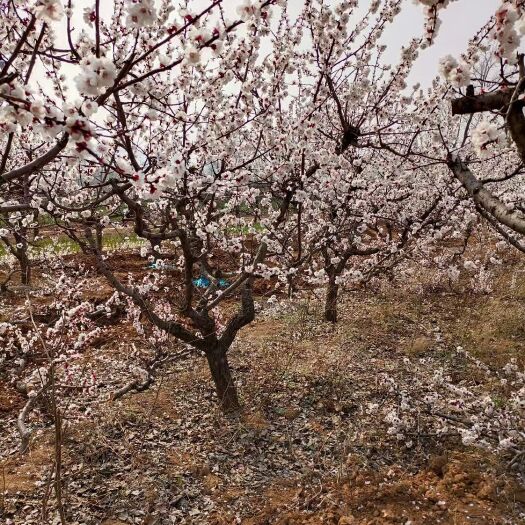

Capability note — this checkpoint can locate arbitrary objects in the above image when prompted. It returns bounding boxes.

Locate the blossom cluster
[236,0,266,22]
[125,0,157,28]
[471,121,506,158]
[74,55,117,96]
[115,156,184,200]
[0,81,63,138]
[414,0,457,45]
[493,2,525,62]
[33,0,64,23]
[438,54,471,88]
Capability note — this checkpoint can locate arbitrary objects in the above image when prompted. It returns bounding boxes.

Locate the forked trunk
[206,346,240,413]
[324,275,339,323]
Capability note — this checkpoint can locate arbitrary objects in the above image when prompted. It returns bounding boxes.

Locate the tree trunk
[95,226,103,252]
[13,231,31,285]
[19,253,31,285]
[324,275,339,323]
[205,346,240,413]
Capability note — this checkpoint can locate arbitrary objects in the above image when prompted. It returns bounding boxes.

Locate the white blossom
[33,0,64,23]
[471,121,505,158]
[75,55,117,96]
[125,0,157,28]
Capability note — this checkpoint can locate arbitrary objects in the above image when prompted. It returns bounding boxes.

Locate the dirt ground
[1,245,525,524]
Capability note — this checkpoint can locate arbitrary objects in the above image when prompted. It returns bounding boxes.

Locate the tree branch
[448,156,525,235]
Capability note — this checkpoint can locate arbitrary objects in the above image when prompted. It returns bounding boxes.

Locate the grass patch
[0,230,144,259]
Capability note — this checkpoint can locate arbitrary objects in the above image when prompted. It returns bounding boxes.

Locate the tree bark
[95,225,103,252]
[451,89,511,116]
[507,99,525,162]
[13,232,30,285]
[448,157,525,235]
[205,346,240,413]
[324,274,339,323]
[19,251,31,285]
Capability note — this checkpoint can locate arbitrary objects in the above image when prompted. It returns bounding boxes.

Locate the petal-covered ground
[1,249,524,524]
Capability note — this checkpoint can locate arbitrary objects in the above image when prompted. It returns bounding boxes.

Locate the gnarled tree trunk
[206,345,240,413]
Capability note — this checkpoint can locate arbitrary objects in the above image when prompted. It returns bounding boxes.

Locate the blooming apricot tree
[2,0,523,415]
[419,1,525,251]
[0,0,425,412]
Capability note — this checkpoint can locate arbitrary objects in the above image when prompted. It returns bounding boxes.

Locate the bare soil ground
[1,247,525,524]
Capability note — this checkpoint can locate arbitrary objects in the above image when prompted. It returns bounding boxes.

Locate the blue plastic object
[192,276,229,289]
[193,276,210,288]
[147,263,229,289]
